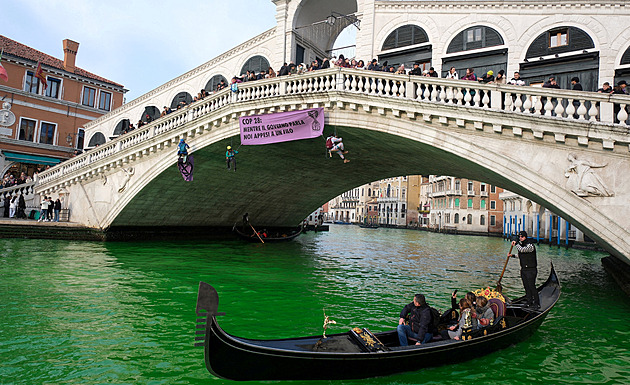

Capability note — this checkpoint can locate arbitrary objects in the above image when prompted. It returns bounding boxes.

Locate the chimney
[62,39,80,72]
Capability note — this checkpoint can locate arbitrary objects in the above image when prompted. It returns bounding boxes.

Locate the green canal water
[1,226,629,384]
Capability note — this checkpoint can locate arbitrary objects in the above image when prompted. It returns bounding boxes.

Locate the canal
[1,225,628,384]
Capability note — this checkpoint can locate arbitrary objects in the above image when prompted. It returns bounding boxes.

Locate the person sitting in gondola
[442,298,477,340]
[473,296,494,328]
[177,139,190,164]
[397,293,435,346]
[439,290,460,326]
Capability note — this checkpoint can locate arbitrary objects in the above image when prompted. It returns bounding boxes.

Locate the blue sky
[1,0,279,102]
[2,0,357,103]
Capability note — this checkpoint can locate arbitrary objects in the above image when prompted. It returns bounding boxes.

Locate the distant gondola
[359,223,379,229]
[195,265,561,381]
[232,223,302,242]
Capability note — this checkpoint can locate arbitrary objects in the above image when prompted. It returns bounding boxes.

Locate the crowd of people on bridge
[221,55,629,96]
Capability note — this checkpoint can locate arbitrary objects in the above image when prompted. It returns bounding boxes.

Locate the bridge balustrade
[36,67,630,188]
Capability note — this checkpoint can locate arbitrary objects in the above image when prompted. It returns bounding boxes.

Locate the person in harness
[325,135,350,163]
[177,139,190,164]
[226,145,238,171]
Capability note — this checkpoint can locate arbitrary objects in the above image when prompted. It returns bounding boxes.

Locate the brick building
[0,35,125,180]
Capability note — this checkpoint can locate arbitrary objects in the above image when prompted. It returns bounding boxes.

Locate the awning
[2,151,63,166]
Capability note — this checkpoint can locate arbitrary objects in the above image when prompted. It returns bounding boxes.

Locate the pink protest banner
[239,107,324,145]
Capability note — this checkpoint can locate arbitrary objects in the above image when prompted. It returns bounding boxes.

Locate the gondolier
[508,231,539,309]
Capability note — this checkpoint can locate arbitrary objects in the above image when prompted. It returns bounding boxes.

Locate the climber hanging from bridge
[226,145,239,171]
[177,139,190,164]
[325,134,350,164]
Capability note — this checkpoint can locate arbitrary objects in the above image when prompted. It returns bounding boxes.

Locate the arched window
[170,92,193,110]
[447,26,504,54]
[240,55,270,76]
[141,106,160,123]
[113,119,130,136]
[382,25,429,51]
[205,74,228,92]
[467,214,473,224]
[480,215,486,226]
[525,26,595,59]
[620,45,630,65]
[88,132,106,147]
[454,213,459,224]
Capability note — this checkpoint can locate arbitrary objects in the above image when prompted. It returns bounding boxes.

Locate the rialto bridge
[9,0,630,264]
[32,67,630,264]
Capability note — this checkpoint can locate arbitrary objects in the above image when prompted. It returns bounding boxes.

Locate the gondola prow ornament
[322,310,337,338]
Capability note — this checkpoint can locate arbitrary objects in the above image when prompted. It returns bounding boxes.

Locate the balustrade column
[599,101,613,124]
[490,90,501,110]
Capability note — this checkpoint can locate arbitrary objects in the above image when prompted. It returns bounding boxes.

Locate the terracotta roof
[0,35,124,88]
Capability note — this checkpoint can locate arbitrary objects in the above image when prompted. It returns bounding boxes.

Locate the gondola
[195,264,560,381]
[359,223,379,229]
[232,223,302,242]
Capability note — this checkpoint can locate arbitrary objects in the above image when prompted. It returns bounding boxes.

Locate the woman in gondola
[442,298,477,340]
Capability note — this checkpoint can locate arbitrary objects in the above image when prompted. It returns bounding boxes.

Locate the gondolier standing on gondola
[508,231,540,309]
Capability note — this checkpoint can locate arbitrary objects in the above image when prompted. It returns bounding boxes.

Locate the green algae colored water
[1,226,629,384]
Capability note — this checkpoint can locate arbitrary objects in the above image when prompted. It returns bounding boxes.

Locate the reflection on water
[0,226,629,384]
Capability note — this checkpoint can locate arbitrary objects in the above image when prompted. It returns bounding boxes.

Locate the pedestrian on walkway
[9,196,17,218]
[54,198,61,222]
[39,196,49,222]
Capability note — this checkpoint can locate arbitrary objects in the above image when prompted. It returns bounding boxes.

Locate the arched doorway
[112,119,130,137]
[140,106,160,124]
[520,26,598,91]
[87,132,106,148]
[205,74,228,93]
[170,92,193,110]
[615,44,630,87]
[240,56,270,77]
[291,0,358,64]
[379,25,431,71]
[443,25,506,78]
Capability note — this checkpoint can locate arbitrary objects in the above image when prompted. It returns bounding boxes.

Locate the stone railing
[0,181,38,214]
[37,67,630,188]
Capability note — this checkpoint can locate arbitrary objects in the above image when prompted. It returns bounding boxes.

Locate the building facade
[500,190,589,245]
[0,35,125,180]
[428,176,504,234]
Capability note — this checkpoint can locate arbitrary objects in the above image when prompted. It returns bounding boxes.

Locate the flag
[0,49,8,83]
[35,61,47,90]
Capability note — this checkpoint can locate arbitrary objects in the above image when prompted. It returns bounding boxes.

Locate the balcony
[480,191,488,197]
[446,189,462,196]
[467,190,475,196]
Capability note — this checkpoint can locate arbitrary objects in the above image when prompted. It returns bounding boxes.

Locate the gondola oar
[496,244,514,293]
[249,223,265,244]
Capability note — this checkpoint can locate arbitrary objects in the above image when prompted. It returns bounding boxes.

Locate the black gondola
[232,223,302,242]
[195,265,560,381]
[359,223,379,229]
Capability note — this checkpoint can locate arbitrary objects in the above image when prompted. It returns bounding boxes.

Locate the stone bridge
[32,67,630,263]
